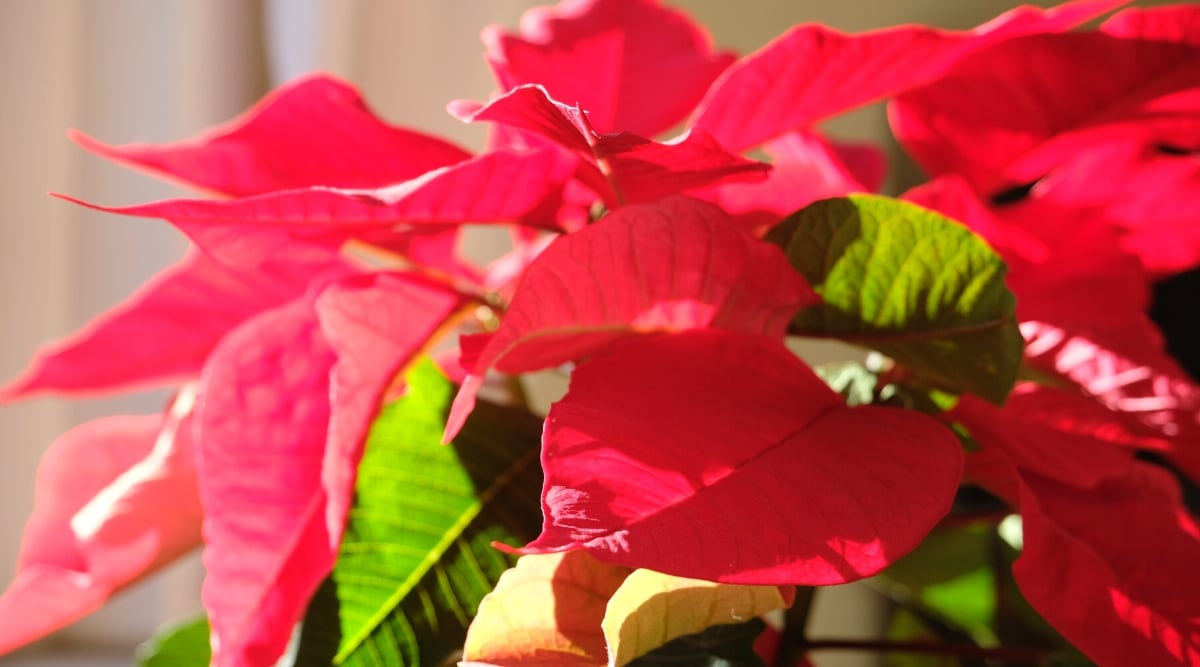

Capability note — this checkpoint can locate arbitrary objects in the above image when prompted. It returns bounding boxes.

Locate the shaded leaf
[1015,467,1200,666]
[517,330,963,585]
[484,0,735,137]
[135,616,211,667]
[626,618,769,667]
[462,551,630,666]
[770,195,1022,404]
[295,360,545,667]
[72,74,470,196]
[603,570,792,666]
[446,196,813,441]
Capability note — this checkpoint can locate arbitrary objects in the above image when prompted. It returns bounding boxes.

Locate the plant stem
[774,587,815,667]
[803,638,1049,664]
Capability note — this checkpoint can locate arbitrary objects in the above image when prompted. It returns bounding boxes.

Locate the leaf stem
[774,587,815,667]
[803,638,1049,665]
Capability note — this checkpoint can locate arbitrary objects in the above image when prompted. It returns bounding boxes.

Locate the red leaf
[54,147,576,264]
[0,247,341,401]
[904,176,1150,329]
[0,394,201,653]
[314,272,468,544]
[71,74,471,196]
[1102,4,1200,47]
[451,86,768,206]
[445,196,813,441]
[889,32,1200,195]
[514,330,963,585]
[196,299,337,667]
[483,0,736,137]
[1015,467,1200,666]
[692,0,1128,153]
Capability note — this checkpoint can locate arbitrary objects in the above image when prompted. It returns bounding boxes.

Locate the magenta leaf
[1015,468,1200,666]
[515,330,962,584]
[889,32,1200,195]
[196,299,338,667]
[483,0,736,137]
[691,0,1128,153]
[0,248,342,401]
[314,272,469,543]
[696,130,885,230]
[55,147,576,264]
[451,85,768,205]
[445,196,814,440]
[71,74,471,196]
[0,392,202,653]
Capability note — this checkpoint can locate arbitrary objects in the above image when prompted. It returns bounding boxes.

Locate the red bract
[952,390,1200,666]
[0,393,201,652]
[891,5,1200,274]
[55,147,577,266]
[691,0,1129,153]
[515,330,963,584]
[484,0,736,138]
[70,74,472,196]
[444,196,814,441]
[0,247,343,399]
[450,85,768,206]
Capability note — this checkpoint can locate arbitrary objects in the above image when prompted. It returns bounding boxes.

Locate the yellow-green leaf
[462,551,633,666]
[602,570,793,667]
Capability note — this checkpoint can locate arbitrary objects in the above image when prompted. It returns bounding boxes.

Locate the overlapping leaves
[770,195,1023,404]
[294,360,544,667]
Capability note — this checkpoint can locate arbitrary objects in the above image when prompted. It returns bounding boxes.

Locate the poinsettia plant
[2,0,1198,665]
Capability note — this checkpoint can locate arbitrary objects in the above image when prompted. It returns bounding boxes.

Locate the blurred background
[0,1,1169,665]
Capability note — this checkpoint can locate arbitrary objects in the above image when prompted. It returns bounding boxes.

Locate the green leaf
[626,618,769,667]
[134,616,211,667]
[769,195,1022,404]
[294,359,544,667]
[882,524,998,646]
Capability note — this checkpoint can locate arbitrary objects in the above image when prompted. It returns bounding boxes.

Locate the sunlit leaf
[517,330,962,585]
[295,360,544,667]
[135,616,211,667]
[445,195,813,441]
[71,74,471,196]
[770,195,1022,404]
[603,570,792,666]
[462,551,629,666]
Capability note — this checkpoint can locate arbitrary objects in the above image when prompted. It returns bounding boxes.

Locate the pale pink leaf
[71,74,471,196]
[0,392,202,653]
[196,299,337,667]
[514,330,963,585]
[314,272,468,542]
